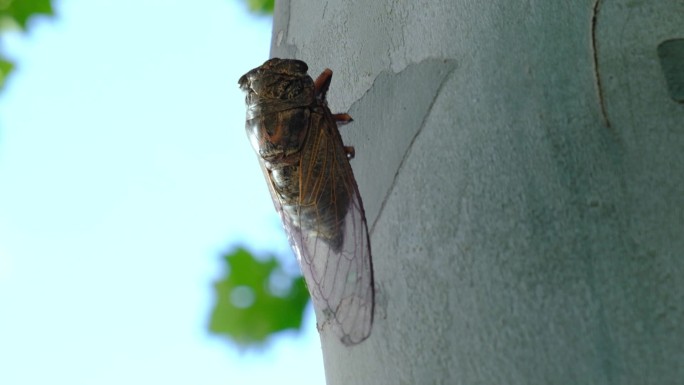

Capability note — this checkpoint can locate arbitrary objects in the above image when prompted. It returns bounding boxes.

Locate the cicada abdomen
[239,58,374,345]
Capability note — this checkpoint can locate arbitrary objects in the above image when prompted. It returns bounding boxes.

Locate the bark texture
[271,1,684,384]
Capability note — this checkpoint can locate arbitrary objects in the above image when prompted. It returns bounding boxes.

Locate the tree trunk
[271,1,684,383]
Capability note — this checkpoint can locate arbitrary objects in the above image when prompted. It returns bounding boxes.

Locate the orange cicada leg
[314,68,333,97]
[333,113,353,123]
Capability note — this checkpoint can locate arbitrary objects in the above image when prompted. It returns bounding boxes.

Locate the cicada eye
[261,58,308,76]
[280,59,308,75]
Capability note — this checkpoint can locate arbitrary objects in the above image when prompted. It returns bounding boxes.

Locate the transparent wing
[265,112,374,346]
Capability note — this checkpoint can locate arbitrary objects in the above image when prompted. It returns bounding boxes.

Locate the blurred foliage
[242,0,274,15]
[0,0,54,90]
[0,57,13,88]
[0,0,53,29]
[209,247,310,346]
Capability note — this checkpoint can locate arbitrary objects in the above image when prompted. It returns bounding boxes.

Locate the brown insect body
[239,58,374,345]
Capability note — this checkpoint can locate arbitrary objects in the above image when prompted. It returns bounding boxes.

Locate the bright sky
[0,1,324,384]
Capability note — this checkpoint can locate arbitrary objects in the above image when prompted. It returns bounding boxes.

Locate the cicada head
[238,58,315,118]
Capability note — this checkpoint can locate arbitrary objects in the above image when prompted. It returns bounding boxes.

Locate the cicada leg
[344,146,355,159]
[316,69,355,159]
[315,70,354,124]
[314,68,333,99]
[333,113,353,123]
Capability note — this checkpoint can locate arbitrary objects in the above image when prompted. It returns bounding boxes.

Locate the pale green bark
[272,1,684,383]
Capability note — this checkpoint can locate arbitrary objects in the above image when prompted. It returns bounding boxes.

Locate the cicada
[238,58,374,345]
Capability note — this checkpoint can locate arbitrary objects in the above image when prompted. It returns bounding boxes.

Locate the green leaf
[208,247,310,346]
[0,0,54,30]
[244,0,274,14]
[0,56,14,90]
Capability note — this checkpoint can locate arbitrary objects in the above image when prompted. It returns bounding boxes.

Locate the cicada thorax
[245,108,311,160]
[258,103,351,252]
[242,64,315,160]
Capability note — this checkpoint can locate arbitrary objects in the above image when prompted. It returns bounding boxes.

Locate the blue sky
[0,1,324,384]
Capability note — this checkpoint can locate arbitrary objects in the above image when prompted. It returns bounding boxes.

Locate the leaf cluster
[0,0,54,90]
[242,0,274,15]
[208,247,310,346]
